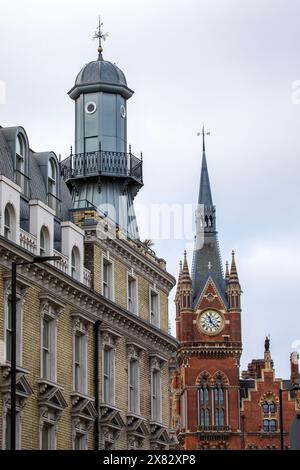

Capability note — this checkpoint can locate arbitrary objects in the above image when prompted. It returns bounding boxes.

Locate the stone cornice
[177,342,242,362]
[0,241,178,357]
[83,228,176,293]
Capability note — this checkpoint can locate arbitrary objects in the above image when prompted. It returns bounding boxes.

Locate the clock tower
[173,129,243,450]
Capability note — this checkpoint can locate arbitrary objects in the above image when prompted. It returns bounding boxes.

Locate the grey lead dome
[75,60,127,86]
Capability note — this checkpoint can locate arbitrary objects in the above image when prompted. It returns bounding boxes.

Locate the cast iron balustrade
[60,150,143,185]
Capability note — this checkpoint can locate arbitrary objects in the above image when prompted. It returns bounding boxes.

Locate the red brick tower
[172,128,300,450]
[174,128,243,449]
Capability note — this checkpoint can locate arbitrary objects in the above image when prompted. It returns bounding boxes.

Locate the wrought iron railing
[60,150,143,184]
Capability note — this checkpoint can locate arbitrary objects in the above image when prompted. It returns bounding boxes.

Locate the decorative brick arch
[195,371,212,386]
[212,371,230,387]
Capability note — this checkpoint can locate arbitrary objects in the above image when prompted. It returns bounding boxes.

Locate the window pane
[263,419,269,432]
[269,403,275,414]
[262,403,269,414]
[43,319,50,349]
[215,409,219,427]
[75,335,80,363]
[220,409,224,426]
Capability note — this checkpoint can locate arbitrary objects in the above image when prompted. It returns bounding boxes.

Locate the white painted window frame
[149,287,160,328]
[127,271,138,315]
[102,254,114,302]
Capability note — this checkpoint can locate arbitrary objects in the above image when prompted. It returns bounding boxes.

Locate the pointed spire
[175,260,183,299]
[225,261,230,281]
[181,251,192,286]
[230,250,239,281]
[198,125,213,207]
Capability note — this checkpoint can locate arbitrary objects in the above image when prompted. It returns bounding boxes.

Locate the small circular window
[120,104,126,118]
[85,101,97,114]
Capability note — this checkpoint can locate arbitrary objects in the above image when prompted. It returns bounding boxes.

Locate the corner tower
[61,20,143,239]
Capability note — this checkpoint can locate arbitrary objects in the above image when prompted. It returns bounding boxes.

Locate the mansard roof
[0,125,73,222]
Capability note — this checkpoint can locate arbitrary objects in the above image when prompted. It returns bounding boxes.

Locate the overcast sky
[1,0,300,378]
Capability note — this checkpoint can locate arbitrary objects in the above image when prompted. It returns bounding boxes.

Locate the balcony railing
[53,250,69,273]
[20,229,37,254]
[60,150,143,185]
[83,267,92,288]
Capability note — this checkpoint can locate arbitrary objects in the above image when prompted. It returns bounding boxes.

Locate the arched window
[40,226,49,256]
[4,204,16,241]
[71,246,80,280]
[214,379,225,430]
[197,371,229,431]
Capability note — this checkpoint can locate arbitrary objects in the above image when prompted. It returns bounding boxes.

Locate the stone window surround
[126,341,146,416]
[150,354,166,424]
[149,286,160,328]
[102,252,115,302]
[39,293,65,384]
[126,269,138,316]
[2,393,22,450]
[72,417,88,450]
[39,406,57,450]
[3,278,28,367]
[101,328,122,406]
[71,313,91,395]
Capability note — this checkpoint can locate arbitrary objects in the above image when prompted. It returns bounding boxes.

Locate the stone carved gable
[195,277,227,311]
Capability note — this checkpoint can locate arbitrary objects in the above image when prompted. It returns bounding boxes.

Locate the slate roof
[0,125,73,227]
[75,59,127,87]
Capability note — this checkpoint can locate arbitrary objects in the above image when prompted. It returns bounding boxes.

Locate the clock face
[197,309,224,335]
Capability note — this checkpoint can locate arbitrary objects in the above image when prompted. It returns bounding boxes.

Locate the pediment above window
[150,422,170,449]
[37,378,68,412]
[126,341,146,359]
[71,392,97,423]
[0,369,33,409]
[71,311,93,334]
[149,353,167,371]
[100,403,125,431]
[3,273,32,299]
[39,292,65,319]
[101,326,122,348]
[127,413,149,438]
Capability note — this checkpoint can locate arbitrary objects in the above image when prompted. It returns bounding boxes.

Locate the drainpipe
[94,320,101,450]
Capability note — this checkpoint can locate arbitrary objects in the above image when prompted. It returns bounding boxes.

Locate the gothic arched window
[213,379,225,430]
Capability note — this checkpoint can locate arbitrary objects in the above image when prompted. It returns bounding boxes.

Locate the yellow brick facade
[0,224,177,450]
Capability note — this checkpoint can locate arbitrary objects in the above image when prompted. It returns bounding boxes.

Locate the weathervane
[93,16,109,59]
[197,124,210,153]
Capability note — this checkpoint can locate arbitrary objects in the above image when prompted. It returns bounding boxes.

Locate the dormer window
[48,159,57,196]
[47,157,60,214]
[15,134,28,195]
